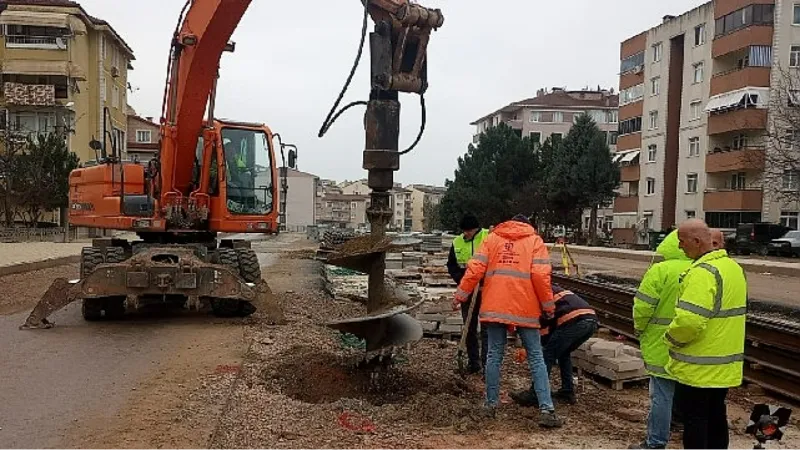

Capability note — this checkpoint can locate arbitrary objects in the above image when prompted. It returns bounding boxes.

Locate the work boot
[627,441,666,449]
[553,390,577,405]
[479,404,497,419]
[510,389,538,407]
[538,410,563,428]
[465,363,482,375]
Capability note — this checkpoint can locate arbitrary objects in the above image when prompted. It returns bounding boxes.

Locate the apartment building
[471,87,620,150]
[316,193,368,230]
[0,0,134,164]
[278,168,318,229]
[126,113,158,162]
[612,1,799,245]
[408,184,446,232]
[340,179,413,231]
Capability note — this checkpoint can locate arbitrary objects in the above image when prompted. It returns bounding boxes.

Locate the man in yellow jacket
[666,219,747,449]
[629,230,692,449]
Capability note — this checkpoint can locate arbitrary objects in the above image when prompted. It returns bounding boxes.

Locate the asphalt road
[0,241,285,448]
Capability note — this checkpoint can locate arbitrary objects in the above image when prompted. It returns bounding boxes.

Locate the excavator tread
[211,248,253,318]
[81,246,127,321]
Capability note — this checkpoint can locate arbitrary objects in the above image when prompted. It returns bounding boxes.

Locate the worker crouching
[453,214,563,428]
[511,285,598,406]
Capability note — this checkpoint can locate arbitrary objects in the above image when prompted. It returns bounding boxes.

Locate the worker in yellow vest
[446,213,489,374]
[666,219,747,449]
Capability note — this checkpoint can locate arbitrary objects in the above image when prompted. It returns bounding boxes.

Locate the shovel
[456,285,481,377]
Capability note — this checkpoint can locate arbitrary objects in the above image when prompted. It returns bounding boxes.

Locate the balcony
[3,82,56,106]
[703,189,763,210]
[705,147,765,173]
[505,119,523,130]
[614,195,639,213]
[713,26,774,58]
[707,109,767,135]
[620,164,640,182]
[5,35,68,50]
[617,132,642,151]
[619,101,643,122]
[710,67,770,96]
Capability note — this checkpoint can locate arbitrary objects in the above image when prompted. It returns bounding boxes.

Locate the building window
[649,111,659,130]
[646,177,656,196]
[686,210,697,219]
[731,172,747,190]
[693,62,705,83]
[690,101,702,120]
[621,51,645,74]
[783,170,799,190]
[136,130,152,143]
[550,132,563,141]
[689,137,700,157]
[553,111,563,123]
[530,111,540,122]
[618,116,642,135]
[529,132,542,148]
[647,144,657,163]
[608,131,618,145]
[732,134,749,149]
[780,211,800,229]
[686,173,699,193]
[620,83,644,105]
[795,4,800,25]
[695,24,706,46]
[606,110,618,123]
[112,127,125,154]
[715,5,774,37]
[791,46,800,67]
[650,77,660,96]
[652,43,663,62]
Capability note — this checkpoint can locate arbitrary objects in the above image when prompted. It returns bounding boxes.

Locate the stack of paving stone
[571,337,647,390]
[415,302,465,336]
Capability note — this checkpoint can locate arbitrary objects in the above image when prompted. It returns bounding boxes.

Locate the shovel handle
[457,285,480,352]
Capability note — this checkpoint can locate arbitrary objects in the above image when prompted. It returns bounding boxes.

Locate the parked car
[769,230,800,257]
[733,223,792,256]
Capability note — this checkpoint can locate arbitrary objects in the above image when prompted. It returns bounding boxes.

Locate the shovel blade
[20,278,80,330]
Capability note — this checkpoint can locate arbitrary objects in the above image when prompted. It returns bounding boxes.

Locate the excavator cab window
[221,127,273,215]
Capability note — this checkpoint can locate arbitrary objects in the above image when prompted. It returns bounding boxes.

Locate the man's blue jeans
[484,322,554,412]
[647,375,676,448]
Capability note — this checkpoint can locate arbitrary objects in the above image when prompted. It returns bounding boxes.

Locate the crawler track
[552,274,800,402]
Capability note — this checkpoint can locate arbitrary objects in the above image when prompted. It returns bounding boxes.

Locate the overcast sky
[79,0,704,186]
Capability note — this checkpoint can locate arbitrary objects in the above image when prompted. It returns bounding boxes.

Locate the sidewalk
[0,242,85,276]
[548,243,800,277]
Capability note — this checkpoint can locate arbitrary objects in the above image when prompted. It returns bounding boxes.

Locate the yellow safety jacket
[633,230,692,379]
[664,249,748,388]
[453,229,489,267]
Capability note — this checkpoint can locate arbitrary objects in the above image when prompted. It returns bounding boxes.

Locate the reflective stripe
[553,290,574,302]
[485,268,530,280]
[665,333,686,348]
[472,254,489,264]
[455,288,469,299]
[677,300,747,319]
[648,317,672,326]
[458,263,466,268]
[696,263,724,314]
[635,291,659,306]
[541,300,556,310]
[557,308,595,325]
[480,311,541,326]
[531,258,551,265]
[669,350,744,365]
[645,363,668,374]
[716,306,747,318]
[677,299,715,318]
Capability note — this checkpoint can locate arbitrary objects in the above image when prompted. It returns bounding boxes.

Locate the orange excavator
[22,0,444,353]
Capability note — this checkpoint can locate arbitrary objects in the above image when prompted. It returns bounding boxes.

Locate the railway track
[552,274,800,402]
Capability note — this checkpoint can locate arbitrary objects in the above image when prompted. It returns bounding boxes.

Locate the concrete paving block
[578,337,603,352]
[420,321,438,332]
[416,313,446,322]
[594,355,645,372]
[589,340,625,358]
[444,316,464,325]
[439,323,463,334]
[594,365,647,381]
[622,346,642,358]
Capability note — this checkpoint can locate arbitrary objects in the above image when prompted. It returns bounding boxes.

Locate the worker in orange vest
[453,214,563,428]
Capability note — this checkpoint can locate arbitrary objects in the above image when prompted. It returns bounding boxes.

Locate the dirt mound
[267,346,466,406]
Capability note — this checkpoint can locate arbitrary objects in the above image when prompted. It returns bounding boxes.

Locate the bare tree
[759,64,800,206]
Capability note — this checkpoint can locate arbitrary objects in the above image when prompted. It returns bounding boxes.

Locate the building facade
[126,113,158,162]
[407,184,446,232]
[0,0,134,164]
[279,168,318,230]
[471,87,620,151]
[316,193,368,230]
[612,1,799,245]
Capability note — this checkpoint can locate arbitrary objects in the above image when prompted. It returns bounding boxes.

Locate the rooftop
[471,87,619,125]
[323,194,369,202]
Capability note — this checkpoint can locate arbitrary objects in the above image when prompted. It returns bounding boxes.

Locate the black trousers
[460,293,488,370]
[676,383,730,449]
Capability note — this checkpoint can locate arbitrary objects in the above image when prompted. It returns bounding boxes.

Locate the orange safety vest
[456,220,555,328]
